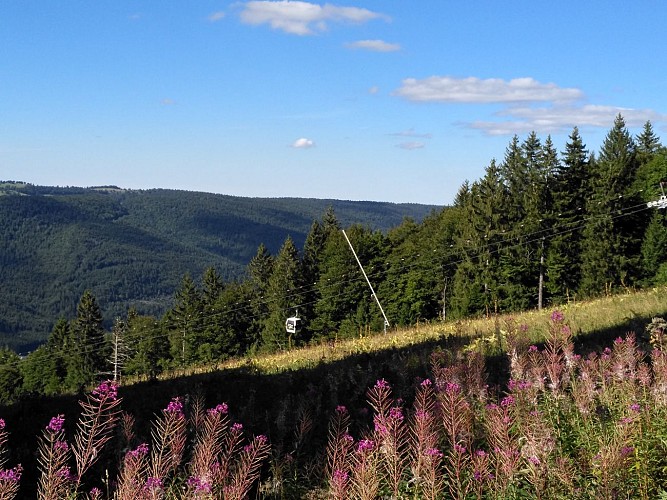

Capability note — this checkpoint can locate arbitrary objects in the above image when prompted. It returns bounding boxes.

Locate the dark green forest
[1,115,667,405]
[0,184,435,351]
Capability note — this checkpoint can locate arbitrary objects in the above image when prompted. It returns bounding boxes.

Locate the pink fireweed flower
[389,407,404,421]
[92,380,118,400]
[0,418,5,430]
[453,443,466,454]
[527,456,541,465]
[47,415,65,433]
[89,487,102,499]
[128,443,149,458]
[551,310,565,322]
[528,345,539,352]
[375,379,390,389]
[420,378,432,387]
[630,403,641,412]
[357,439,375,452]
[54,440,69,451]
[231,422,243,432]
[374,419,388,435]
[501,395,515,407]
[187,476,212,493]
[444,381,461,394]
[425,447,443,458]
[165,397,184,415]
[144,477,163,490]
[335,405,347,414]
[475,450,487,457]
[331,469,349,488]
[0,465,22,482]
[207,403,229,416]
[56,466,76,481]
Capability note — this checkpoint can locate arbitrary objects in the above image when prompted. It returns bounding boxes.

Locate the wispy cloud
[346,39,400,52]
[239,1,389,35]
[390,128,432,139]
[160,98,176,106]
[292,137,315,148]
[208,11,226,22]
[396,141,425,150]
[395,75,666,135]
[395,76,583,104]
[470,104,667,135]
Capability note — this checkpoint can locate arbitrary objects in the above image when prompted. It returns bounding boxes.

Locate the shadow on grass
[1,310,664,496]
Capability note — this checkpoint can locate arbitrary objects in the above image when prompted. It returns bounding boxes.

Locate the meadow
[1,287,667,498]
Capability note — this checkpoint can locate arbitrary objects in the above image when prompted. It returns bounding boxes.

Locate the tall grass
[319,310,667,498]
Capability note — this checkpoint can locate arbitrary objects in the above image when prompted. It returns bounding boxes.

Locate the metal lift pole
[342,229,390,334]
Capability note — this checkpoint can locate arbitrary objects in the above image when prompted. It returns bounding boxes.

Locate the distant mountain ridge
[0,181,439,351]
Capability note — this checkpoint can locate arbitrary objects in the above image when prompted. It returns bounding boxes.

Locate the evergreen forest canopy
[0,184,435,351]
[1,114,667,404]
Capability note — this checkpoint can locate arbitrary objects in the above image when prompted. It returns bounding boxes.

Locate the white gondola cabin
[285,311,302,335]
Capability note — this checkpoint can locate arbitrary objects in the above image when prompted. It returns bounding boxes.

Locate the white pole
[342,229,390,333]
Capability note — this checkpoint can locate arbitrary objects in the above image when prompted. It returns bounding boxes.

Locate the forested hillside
[1,115,666,405]
[0,183,436,351]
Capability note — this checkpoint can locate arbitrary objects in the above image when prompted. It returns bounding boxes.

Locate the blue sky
[2,1,666,205]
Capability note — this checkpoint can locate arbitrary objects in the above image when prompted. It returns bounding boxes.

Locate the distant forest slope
[0,181,438,351]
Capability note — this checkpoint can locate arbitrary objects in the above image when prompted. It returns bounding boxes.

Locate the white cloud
[396,141,425,150]
[208,11,226,22]
[368,86,379,95]
[395,76,583,104]
[239,1,388,35]
[390,128,432,139]
[346,39,400,52]
[469,104,667,135]
[292,137,315,148]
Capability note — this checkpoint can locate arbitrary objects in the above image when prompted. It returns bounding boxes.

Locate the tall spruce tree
[246,243,274,347]
[580,114,640,294]
[65,290,108,392]
[262,236,302,350]
[166,274,203,366]
[547,127,590,301]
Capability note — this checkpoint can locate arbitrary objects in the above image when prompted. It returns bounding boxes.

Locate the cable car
[285,310,302,335]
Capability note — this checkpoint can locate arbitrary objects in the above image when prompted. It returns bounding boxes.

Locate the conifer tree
[636,120,661,166]
[580,114,640,294]
[65,290,108,392]
[166,274,203,366]
[125,309,168,379]
[547,127,590,301]
[262,236,302,350]
[246,243,274,347]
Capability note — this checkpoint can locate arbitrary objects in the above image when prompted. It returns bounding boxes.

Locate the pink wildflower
[375,379,390,389]
[207,403,229,416]
[0,465,22,482]
[357,439,375,452]
[47,415,65,433]
[92,380,118,400]
[335,405,347,414]
[551,310,565,322]
[165,397,184,415]
[425,447,443,458]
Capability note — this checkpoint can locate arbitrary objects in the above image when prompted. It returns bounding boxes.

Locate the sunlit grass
[142,286,667,384]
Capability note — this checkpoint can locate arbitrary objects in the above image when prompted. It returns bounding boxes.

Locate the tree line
[1,114,665,404]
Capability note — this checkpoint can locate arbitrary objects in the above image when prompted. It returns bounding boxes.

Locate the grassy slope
[2,287,666,493]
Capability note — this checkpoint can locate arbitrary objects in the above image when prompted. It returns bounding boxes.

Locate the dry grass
[145,286,667,382]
